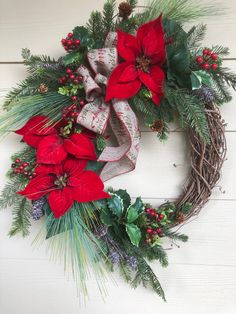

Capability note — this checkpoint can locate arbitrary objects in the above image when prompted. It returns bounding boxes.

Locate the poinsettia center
[136,56,151,73]
[54,174,68,188]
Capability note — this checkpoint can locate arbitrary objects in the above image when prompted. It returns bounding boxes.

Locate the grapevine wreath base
[0,0,235,301]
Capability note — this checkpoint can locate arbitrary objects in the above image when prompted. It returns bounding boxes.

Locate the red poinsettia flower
[18,158,110,218]
[105,16,166,105]
[15,116,97,164]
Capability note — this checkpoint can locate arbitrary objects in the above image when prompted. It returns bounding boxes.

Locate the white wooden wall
[0,1,236,313]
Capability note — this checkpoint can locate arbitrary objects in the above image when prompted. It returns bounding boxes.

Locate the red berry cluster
[61,96,85,122]
[11,159,36,180]
[61,32,81,52]
[196,49,219,71]
[58,68,83,85]
[144,207,165,245]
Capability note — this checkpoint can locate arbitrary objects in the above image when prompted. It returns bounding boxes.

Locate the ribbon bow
[77,33,140,182]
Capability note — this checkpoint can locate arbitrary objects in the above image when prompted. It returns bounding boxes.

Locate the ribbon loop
[76,32,140,182]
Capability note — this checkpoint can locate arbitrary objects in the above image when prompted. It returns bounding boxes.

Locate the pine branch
[132,257,166,301]
[218,67,236,91]
[187,24,207,50]
[102,0,116,34]
[87,11,104,47]
[164,229,189,242]
[119,261,133,283]
[165,86,210,143]
[9,197,31,237]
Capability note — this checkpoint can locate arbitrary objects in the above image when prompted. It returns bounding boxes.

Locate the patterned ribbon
[77,33,140,182]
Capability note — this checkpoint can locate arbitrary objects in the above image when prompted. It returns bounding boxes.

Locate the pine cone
[175,212,185,224]
[118,2,133,18]
[37,83,48,94]
[150,120,164,133]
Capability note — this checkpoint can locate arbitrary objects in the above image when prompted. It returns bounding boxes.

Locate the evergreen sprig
[102,0,116,34]
[9,197,31,237]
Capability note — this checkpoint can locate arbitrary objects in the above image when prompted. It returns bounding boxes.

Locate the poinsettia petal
[71,171,109,202]
[15,116,56,136]
[23,133,44,148]
[64,134,96,160]
[117,30,140,62]
[138,65,165,95]
[137,16,166,65]
[105,63,142,102]
[63,158,87,178]
[35,164,63,176]
[17,175,55,200]
[37,135,67,164]
[118,64,138,83]
[48,188,73,218]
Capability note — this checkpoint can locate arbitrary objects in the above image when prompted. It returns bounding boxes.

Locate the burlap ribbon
[77,33,140,182]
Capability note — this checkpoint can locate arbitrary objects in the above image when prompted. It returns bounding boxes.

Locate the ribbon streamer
[77,33,140,182]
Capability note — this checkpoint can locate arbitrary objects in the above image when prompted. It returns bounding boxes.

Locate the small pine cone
[108,250,120,264]
[118,2,133,18]
[126,256,138,270]
[31,197,46,220]
[37,83,48,94]
[175,212,185,224]
[150,120,164,133]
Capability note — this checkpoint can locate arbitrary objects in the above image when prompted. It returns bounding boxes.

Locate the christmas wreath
[0,0,235,301]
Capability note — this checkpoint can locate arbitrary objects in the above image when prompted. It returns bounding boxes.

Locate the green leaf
[107,193,124,218]
[126,224,141,247]
[100,210,113,226]
[86,160,105,173]
[132,197,145,214]
[114,189,131,209]
[63,51,82,66]
[127,206,139,224]
[191,71,202,90]
[73,26,94,47]
[191,70,213,90]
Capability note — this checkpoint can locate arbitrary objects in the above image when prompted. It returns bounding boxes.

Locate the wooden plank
[1,200,236,267]
[0,0,236,61]
[0,258,235,314]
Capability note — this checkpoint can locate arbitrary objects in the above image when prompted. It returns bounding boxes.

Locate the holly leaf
[191,70,213,90]
[132,197,145,214]
[114,189,131,209]
[126,224,142,247]
[100,210,113,226]
[73,26,94,47]
[127,206,139,224]
[63,51,82,66]
[107,193,124,218]
[191,72,202,90]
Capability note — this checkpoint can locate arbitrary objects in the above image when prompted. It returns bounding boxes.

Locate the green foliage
[218,67,236,91]
[191,70,213,90]
[102,0,116,34]
[40,203,108,296]
[9,197,31,237]
[132,257,166,301]
[107,193,124,218]
[86,11,104,48]
[187,24,207,50]
[139,0,221,25]
[165,85,210,143]
[0,92,70,136]
[126,223,141,247]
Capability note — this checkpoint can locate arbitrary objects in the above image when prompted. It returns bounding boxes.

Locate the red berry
[73,79,79,84]
[32,172,37,177]
[203,49,209,56]
[151,211,156,217]
[67,40,73,46]
[207,50,212,56]
[70,74,75,80]
[79,100,85,106]
[202,63,210,70]
[71,96,77,101]
[62,113,67,119]
[78,75,83,81]
[61,76,67,82]
[145,208,151,213]
[61,38,67,45]
[72,104,77,110]
[29,176,33,180]
[196,56,203,64]
[20,166,24,170]
[75,112,79,117]
[211,53,218,60]
[75,39,81,45]
[66,68,72,74]
[159,214,164,219]
[211,63,218,70]
[15,158,21,163]
[23,162,29,167]
[67,32,73,38]
[146,228,153,234]
[156,228,162,234]
[23,171,28,175]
